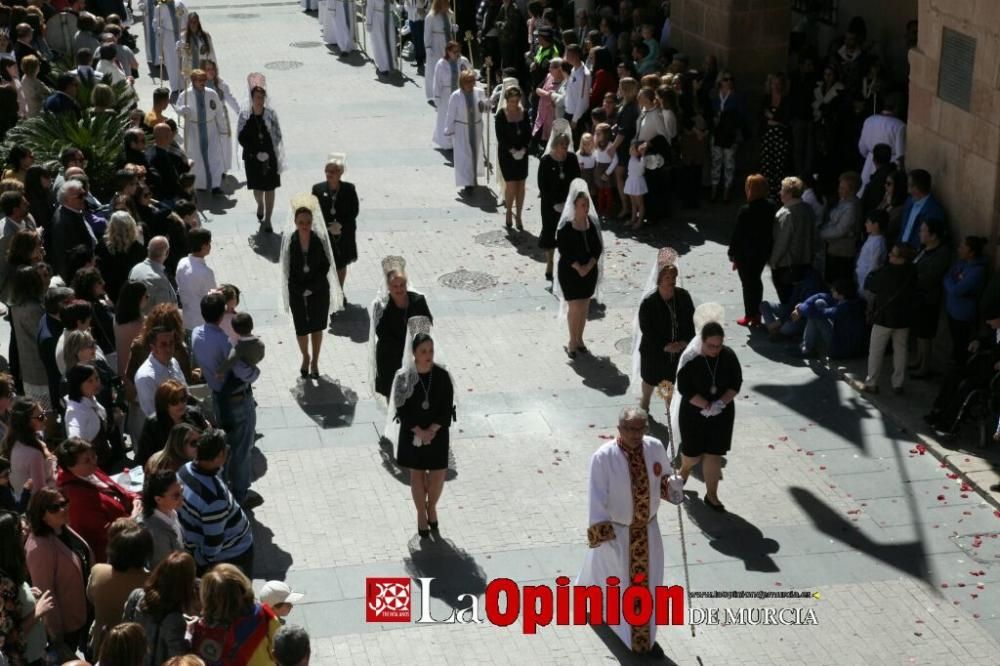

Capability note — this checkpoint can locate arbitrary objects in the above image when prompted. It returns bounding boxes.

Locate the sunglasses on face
[31,410,49,422]
[45,500,69,513]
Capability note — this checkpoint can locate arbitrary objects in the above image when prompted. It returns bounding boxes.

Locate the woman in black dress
[495,83,531,230]
[637,260,695,411]
[612,77,640,218]
[761,72,792,202]
[555,179,602,359]
[728,174,777,327]
[281,196,334,379]
[677,319,742,512]
[537,124,580,282]
[372,261,433,399]
[237,75,283,233]
[311,154,360,292]
[393,332,455,538]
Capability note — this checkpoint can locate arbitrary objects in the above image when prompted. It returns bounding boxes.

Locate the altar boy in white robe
[365,0,397,76]
[326,0,358,54]
[432,41,471,149]
[444,70,487,194]
[153,0,188,94]
[177,69,228,194]
[423,0,455,101]
[576,407,671,657]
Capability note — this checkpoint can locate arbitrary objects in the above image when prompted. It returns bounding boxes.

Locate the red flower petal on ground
[819,465,827,470]
[915,444,926,454]
[947,473,959,479]
[960,483,972,491]
[768,444,775,449]
[940,583,949,588]
[937,495,946,501]
[806,451,815,456]
[778,436,788,441]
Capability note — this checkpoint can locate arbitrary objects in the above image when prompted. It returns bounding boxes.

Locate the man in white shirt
[128,236,178,312]
[134,327,188,417]
[563,44,591,141]
[175,228,217,332]
[858,93,905,195]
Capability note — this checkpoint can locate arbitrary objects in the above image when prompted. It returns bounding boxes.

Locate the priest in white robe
[153,0,188,93]
[432,42,471,149]
[858,95,906,195]
[327,0,357,53]
[444,70,487,192]
[576,407,671,656]
[143,0,162,69]
[205,61,240,174]
[178,69,227,193]
[365,0,397,75]
[423,0,455,101]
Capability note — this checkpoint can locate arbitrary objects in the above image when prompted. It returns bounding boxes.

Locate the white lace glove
[510,148,527,160]
[256,152,269,162]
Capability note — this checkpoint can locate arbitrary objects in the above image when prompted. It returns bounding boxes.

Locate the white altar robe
[576,436,670,653]
[153,0,187,92]
[178,86,227,189]
[326,0,357,52]
[858,113,906,195]
[443,87,487,188]
[206,79,240,173]
[432,55,471,149]
[423,10,454,100]
[365,0,397,73]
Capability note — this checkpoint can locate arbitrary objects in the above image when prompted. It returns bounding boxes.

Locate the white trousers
[866,324,908,389]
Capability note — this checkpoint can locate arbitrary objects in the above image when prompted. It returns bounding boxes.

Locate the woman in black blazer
[728,174,777,327]
[311,155,360,296]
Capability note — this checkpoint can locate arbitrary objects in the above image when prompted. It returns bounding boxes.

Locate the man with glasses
[177,68,227,195]
[47,180,96,279]
[575,407,672,657]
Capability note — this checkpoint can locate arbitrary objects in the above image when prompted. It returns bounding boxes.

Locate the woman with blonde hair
[96,211,146,303]
[728,174,777,327]
[145,422,200,474]
[610,77,640,219]
[191,564,281,665]
[122,551,199,663]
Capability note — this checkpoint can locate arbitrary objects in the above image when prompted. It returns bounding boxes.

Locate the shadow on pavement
[504,228,547,264]
[329,302,370,343]
[197,190,239,216]
[454,186,499,213]
[790,487,929,583]
[250,446,268,484]
[571,354,629,396]
[404,535,487,611]
[684,495,781,573]
[588,300,607,321]
[248,230,282,263]
[589,625,678,665]
[251,517,293,580]
[327,47,369,68]
[290,376,358,428]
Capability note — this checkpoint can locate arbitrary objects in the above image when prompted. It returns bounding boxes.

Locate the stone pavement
[102,2,1000,663]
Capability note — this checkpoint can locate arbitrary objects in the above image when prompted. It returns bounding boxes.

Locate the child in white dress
[577,133,597,199]
[623,141,647,229]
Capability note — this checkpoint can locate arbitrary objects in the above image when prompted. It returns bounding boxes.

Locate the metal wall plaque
[938,27,976,112]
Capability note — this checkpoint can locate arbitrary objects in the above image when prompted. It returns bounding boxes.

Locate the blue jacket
[944,256,988,322]
[899,194,946,248]
[799,292,868,359]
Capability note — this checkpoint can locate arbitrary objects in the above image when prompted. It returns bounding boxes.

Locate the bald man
[146,122,192,201]
[128,235,178,311]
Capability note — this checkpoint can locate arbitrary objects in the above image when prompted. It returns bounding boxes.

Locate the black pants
[772,264,809,306]
[824,254,854,285]
[644,165,671,223]
[738,262,766,319]
[949,317,974,365]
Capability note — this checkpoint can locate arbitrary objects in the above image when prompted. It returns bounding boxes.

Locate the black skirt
[290,287,330,336]
[679,402,736,457]
[539,203,559,249]
[245,155,281,191]
[640,353,680,387]
[557,262,598,300]
[499,150,529,181]
[395,366,455,471]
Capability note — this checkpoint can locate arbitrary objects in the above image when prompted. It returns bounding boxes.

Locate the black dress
[287,232,331,336]
[638,288,696,385]
[536,154,581,249]
[677,347,743,457]
[238,112,281,191]
[374,292,432,398]
[311,181,360,268]
[760,95,792,202]
[556,221,602,300]
[495,109,531,181]
[395,364,455,470]
[96,240,146,304]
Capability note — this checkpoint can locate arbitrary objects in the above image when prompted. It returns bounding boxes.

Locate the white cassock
[576,436,670,654]
[326,0,357,52]
[206,79,240,173]
[432,55,471,148]
[858,113,906,194]
[178,86,227,189]
[143,0,161,66]
[423,10,455,100]
[153,0,187,91]
[444,87,487,188]
[178,34,217,85]
[365,0,397,73]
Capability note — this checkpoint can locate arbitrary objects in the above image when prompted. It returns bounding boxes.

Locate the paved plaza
[111,2,1000,663]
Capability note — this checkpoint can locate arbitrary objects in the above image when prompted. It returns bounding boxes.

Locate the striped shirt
[177,461,253,567]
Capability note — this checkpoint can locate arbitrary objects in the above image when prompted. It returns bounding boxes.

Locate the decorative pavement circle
[290,41,324,48]
[474,229,528,248]
[438,270,499,292]
[614,337,633,354]
[265,61,305,70]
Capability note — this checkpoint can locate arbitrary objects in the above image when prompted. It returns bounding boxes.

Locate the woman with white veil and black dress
[311,153,360,294]
[280,193,345,379]
[537,119,581,283]
[237,73,285,233]
[390,318,455,538]
[554,177,603,359]
[632,248,696,412]
[371,256,432,400]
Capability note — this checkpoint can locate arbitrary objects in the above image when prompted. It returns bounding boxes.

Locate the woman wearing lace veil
[630,247,696,412]
[237,73,285,233]
[370,256,432,399]
[494,77,530,230]
[671,304,743,512]
[537,118,581,282]
[389,317,456,538]
[554,178,603,359]
[280,193,345,379]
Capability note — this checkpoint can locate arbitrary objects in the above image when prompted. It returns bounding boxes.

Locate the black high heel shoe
[300,367,309,378]
[418,527,431,538]
[428,520,439,531]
